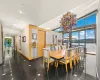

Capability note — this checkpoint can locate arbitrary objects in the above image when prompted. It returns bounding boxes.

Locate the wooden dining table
[49,50,64,68]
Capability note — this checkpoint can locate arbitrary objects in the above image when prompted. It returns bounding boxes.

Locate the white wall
[21,27,29,57]
[85,55,96,77]
[31,29,38,58]
[46,31,62,45]
[96,1,100,79]
[0,24,3,64]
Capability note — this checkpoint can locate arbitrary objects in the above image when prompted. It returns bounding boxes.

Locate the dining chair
[79,46,85,61]
[55,45,62,54]
[75,47,80,63]
[62,45,67,50]
[59,48,73,72]
[71,48,77,66]
[43,47,55,71]
[58,45,61,50]
[55,45,58,51]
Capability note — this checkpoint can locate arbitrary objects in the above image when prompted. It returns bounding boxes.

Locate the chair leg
[55,61,56,67]
[77,57,79,63]
[70,59,72,69]
[56,61,58,68]
[74,58,76,66]
[47,63,49,71]
[65,64,68,72]
[43,60,44,68]
[55,61,58,68]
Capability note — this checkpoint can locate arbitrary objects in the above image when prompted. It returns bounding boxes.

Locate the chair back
[51,45,55,51]
[62,45,66,50]
[65,48,73,58]
[78,46,85,60]
[43,50,49,58]
[43,46,50,58]
[55,46,58,50]
[58,45,61,50]
[46,46,50,51]
[75,47,79,55]
[79,46,84,55]
[66,48,75,69]
[72,48,76,57]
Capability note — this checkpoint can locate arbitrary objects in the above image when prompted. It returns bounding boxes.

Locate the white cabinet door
[31,48,38,58]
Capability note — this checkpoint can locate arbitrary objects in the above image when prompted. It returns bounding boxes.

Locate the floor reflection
[0,51,96,80]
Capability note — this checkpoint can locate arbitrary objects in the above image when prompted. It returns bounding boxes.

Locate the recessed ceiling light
[19,10,23,14]
[45,28,51,30]
[16,20,18,22]
[13,24,16,26]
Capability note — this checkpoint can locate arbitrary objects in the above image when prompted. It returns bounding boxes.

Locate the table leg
[56,61,58,68]
[55,60,58,68]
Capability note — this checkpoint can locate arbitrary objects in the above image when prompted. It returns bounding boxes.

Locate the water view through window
[64,12,96,54]
[54,12,96,54]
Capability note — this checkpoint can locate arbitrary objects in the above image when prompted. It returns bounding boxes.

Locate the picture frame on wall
[19,36,21,50]
[32,33,37,40]
[55,35,57,38]
[53,35,57,44]
[22,36,26,42]
[55,35,57,44]
[53,35,54,44]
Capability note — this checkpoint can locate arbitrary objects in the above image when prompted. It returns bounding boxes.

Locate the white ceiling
[0,0,97,36]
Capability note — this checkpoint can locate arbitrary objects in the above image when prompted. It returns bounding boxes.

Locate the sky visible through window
[86,29,95,39]
[72,32,78,40]
[76,13,96,28]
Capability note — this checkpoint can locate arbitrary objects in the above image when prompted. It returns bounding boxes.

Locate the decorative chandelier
[60,12,77,32]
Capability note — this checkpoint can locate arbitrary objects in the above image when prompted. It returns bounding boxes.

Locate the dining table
[49,50,64,68]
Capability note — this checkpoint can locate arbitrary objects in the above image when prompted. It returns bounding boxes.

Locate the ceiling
[0,0,96,36]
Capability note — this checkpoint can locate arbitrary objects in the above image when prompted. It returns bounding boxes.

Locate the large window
[72,32,78,46]
[63,33,69,44]
[75,13,96,28]
[79,31,85,43]
[53,12,96,53]
[53,27,63,32]
[63,33,69,38]
[62,12,96,53]
[76,18,85,28]
[86,29,95,43]
[86,29,96,53]
[85,13,96,26]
